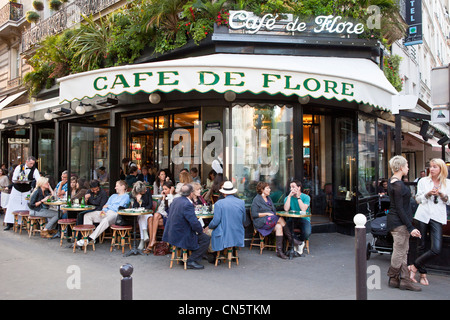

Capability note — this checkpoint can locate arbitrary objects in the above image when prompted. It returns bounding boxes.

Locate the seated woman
[29,176,59,238]
[204,173,224,204]
[191,182,207,206]
[251,181,301,260]
[129,181,153,250]
[175,170,193,194]
[153,169,171,195]
[144,181,176,254]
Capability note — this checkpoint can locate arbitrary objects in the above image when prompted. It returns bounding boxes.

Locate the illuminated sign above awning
[57,54,398,110]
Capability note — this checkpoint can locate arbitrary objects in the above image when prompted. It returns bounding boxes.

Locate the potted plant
[25,10,40,23]
[32,0,44,11]
[48,0,62,10]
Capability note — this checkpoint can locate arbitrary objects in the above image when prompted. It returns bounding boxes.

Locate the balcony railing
[0,2,23,27]
[22,0,122,52]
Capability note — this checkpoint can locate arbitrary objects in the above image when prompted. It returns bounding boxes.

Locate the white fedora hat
[219,181,237,194]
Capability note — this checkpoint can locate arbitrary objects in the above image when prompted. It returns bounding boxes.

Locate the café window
[127,110,200,175]
[229,103,293,206]
[358,114,377,198]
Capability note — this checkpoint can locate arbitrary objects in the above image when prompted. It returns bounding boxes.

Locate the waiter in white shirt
[4,156,40,230]
[211,151,223,174]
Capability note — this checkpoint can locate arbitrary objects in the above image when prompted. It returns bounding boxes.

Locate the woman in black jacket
[29,176,58,238]
[386,155,421,291]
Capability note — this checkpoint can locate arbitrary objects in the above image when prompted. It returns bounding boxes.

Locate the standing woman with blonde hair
[386,155,422,291]
[410,158,450,286]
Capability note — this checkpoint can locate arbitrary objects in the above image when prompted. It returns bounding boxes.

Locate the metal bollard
[354,214,367,300]
[120,263,133,300]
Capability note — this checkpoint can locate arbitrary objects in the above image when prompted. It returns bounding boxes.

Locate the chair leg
[73,231,79,253]
[170,246,176,268]
[110,230,117,252]
[183,249,188,270]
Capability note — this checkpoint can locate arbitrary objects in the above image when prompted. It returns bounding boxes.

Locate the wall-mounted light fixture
[438,135,450,146]
[44,109,53,121]
[419,121,435,141]
[76,102,91,115]
[149,93,161,104]
[0,119,17,129]
[17,115,32,126]
[298,96,310,104]
[224,91,236,102]
[96,97,118,107]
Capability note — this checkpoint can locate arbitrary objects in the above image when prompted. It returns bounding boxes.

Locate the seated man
[162,184,210,270]
[125,166,139,188]
[283,180,310,255]
[205,181,245,252]
[76,180,108,225]
[77,180,129,246]
[54,170,69,198]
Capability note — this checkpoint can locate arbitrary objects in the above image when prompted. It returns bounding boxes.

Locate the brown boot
[399,278,422,291]
[387,266,400,288]
[276,236,287,259]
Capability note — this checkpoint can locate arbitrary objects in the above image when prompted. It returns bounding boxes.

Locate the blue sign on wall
[404,0,423,46]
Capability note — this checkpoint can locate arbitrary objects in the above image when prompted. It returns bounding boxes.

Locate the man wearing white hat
[205,181,246,252]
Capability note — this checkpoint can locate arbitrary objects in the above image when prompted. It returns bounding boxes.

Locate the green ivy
[23,0,405,97]
[383,54,403,92]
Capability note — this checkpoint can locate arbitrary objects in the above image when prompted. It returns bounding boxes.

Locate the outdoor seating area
[0,165,313,269]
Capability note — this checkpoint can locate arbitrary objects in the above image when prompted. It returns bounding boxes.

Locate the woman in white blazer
[411,158,450,286]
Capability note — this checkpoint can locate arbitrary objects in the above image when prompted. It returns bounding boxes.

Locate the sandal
[408,265,418,283]
[420,274,429,286]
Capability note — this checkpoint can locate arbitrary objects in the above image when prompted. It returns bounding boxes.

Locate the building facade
[0,0,449,236]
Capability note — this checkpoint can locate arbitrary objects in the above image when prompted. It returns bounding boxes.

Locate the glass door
[333,116,357,223]
[37,128,55,176]
[68,123,111,195]
[302,114,333,217]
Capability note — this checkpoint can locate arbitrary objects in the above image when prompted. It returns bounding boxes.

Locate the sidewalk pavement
[1,217,449,301]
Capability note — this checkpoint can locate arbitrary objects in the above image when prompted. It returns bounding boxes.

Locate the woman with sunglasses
[411,158,450,286]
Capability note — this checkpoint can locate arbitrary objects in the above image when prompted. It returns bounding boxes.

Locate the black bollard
[354,214,367,300]
[120,263,133,300]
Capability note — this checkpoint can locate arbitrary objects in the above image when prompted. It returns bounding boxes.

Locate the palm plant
[69,14,115,71]
[145,0,188,37]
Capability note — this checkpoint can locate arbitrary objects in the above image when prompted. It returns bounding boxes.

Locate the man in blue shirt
[283,180,311,255]
[77,180,130,246]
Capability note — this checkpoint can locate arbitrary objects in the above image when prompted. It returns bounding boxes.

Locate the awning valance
[57,54,398,110]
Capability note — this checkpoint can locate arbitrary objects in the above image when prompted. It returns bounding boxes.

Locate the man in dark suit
[162,184,210,269]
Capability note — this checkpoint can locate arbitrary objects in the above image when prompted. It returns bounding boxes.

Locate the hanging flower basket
[48,0,62,10]
[25,10,40,23]
[32,0,44,11]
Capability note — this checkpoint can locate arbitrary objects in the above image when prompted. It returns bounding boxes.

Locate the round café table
[276,211,310,259]
[46,200,68,239]
[117,209,153,257]
[60,205,96,244]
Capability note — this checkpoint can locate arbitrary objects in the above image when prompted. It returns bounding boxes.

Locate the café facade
[1,11,417,233]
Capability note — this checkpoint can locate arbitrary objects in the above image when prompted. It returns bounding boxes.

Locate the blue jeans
[288,217,311,241]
